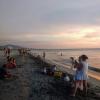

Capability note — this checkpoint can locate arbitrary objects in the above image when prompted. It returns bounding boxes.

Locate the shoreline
[29,51,100,81]
[28,51,100,87]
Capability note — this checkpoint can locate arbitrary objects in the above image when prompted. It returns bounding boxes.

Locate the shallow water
[31,49,100,80]
[32,49,100,68]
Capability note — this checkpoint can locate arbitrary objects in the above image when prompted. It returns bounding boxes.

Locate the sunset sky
[0,0,100,48]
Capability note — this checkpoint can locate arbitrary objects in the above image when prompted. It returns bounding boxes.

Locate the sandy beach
[0,50,100,100]
[1,0,100,100]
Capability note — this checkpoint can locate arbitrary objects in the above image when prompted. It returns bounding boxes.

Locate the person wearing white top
[71,55,88,96]
[81,55,88,95]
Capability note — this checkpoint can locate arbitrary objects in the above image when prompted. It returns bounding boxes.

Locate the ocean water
[58,49,100,69]
[31,49,100,80]
[32,49,100,69]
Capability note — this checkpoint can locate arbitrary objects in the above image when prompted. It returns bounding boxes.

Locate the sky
[0,0,100,49]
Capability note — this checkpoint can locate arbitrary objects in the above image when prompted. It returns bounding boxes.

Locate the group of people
[0,54,16,79]
[43,65,57,75]
[1,47,89,96]
[4,56,16,69]
[43,65,70,81]
[18,48,27,56]
[42,54,89,96]
[3,48,16,68]
[70,55,88,96]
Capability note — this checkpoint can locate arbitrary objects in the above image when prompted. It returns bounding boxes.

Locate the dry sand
[0,50,100,100]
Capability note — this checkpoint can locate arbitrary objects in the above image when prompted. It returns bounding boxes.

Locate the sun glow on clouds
[22,26,98,42]
[1,24,100,48]
[22,33,83,41]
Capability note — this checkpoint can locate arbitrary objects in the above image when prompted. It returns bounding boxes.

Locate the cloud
[84,33,100,38]
[0,0,100,48]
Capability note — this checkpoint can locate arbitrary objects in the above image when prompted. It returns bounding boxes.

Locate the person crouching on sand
[71,55,88,96]
[4,57,16,69]
[7,56,10,61]
[10,57,17,67]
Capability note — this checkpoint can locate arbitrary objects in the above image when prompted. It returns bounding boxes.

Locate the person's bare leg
[83,80,87,95]
[71,81,79,96]
[79,80,83,91]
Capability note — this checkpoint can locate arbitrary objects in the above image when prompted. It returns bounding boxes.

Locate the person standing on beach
[4,48,7,56]
[80,55,88,95]
[7,48,11,56]
[4,48,11,56]
[71,55,88,96]
[43,51,46,59]
[18,49,21,55]
[70,57,75,70]
[61,52,62,56]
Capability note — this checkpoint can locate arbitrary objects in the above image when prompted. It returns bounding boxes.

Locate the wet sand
[0,50,100,100]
